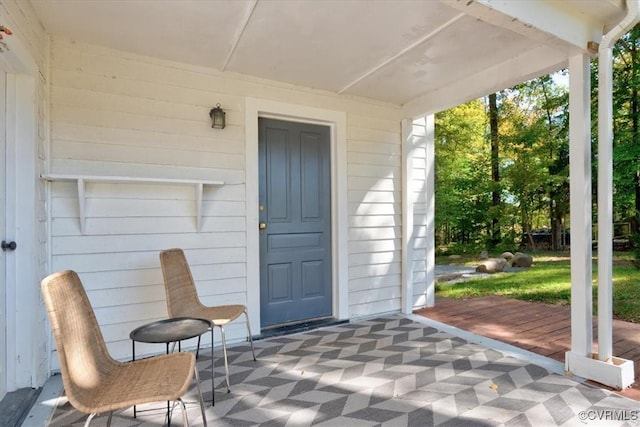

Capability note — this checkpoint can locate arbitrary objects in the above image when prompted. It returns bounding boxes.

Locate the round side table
[129,317,214,421]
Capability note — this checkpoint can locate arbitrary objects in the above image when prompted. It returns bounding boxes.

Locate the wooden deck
[415,295,640,401]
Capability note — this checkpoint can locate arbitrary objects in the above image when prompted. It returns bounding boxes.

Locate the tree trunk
[539,77,562,250]
[489,93,500,248]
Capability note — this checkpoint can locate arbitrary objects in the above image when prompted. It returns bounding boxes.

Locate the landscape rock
[479,250,489,260]
[448,254,462,260]
[476,257,507,273]
[511,252,533,268]
[501,251,514,261]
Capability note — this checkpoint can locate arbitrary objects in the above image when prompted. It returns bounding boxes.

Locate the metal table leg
[211,326,215,406]
[132,340,137,418]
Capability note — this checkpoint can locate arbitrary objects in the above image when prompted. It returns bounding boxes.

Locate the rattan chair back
[159,248,205,317]
[41,270,119,414]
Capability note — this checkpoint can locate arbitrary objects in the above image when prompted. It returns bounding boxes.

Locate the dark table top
[130,317,211,343]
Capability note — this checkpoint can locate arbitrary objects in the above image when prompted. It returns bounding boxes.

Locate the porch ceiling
[30,0,626,114]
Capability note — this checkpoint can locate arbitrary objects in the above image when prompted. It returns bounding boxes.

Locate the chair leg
[195,335,201,359]
[219,325,231,393]
[177,398,189,427]
[243,310,256,361]
[106,411,113,427]
[84,413,97,427]
[193,363,208,426]
[210,326,215,406]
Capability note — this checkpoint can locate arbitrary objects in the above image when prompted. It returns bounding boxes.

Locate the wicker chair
[159,248,256,392]
[41,270,207,427]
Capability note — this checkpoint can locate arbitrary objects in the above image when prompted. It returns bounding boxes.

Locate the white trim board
[245,98,348,333]
[0,31,40,391]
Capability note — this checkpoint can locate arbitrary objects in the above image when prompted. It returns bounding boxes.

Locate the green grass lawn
[435,252,640,323]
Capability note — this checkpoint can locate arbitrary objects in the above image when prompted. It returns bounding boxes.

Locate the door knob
[1,240,17,251]
[259,222,267,230]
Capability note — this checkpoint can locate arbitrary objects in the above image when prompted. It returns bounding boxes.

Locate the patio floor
[415,296,640,402]
[37,315,639,426]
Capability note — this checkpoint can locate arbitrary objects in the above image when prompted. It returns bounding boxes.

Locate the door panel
[301,260,323,296]
[259,118,332,327]
[265,128,290,222]
[301,132,322,219]
[267,263,293,302]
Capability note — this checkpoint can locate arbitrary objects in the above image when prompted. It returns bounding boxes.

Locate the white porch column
[596,0,640,365]
[401,115,435,313]
[401,118,415,314]
[425,115,435,308]
[597,44,614,363]
[565,52,634,389]
[567,54,593,358]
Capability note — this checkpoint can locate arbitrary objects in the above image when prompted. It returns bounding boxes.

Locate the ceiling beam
[338,12,465,94]
[402,45,567,118]
[222,0,258,71]
[440,0,605,55]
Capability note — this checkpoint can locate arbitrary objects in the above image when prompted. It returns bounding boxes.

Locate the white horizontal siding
[349,214,400,228]
[348,176,397,192]
[52,122,244,155]
[47,36,402,363]
[52,233,245,255]
[349,263,402,280]
[348,227,400,241]
[52,217,246,236]
[349,251,401,267]
[347,114,402,312]
[52,158,246,182]
[52,198,244,219]
[52,140,245,171]
[348,126,400,145]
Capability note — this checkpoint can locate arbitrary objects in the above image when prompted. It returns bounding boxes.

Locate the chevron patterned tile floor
[45,316,639,426]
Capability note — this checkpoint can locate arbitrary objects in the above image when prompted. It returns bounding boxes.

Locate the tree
[499,76,569,250]
[610,24,640,238]
[435,99,489,247]
[489,93,501,248]
[435,75,569,251]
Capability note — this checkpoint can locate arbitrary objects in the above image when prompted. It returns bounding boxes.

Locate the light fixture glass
[209,103,226,129]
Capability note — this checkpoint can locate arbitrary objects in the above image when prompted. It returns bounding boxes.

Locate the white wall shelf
[41,174,224,234]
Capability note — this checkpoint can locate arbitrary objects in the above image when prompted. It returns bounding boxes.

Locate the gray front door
[259,118,332,327]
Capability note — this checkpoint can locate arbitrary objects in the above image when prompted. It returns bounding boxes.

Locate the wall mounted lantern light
[209,103,226,129]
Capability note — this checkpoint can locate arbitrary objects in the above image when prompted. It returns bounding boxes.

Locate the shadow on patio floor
[42,315,638,426]
[416,295,640,402]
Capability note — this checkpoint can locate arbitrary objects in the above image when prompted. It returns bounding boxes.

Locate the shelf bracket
[77,178,86,235]
[196,182,203,231]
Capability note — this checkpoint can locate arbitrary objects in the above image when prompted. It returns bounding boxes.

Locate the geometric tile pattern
[47,316,640,426]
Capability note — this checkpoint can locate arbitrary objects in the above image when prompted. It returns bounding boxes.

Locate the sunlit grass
[436,253,640,323]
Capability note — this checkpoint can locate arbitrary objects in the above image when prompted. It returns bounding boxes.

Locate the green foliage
[610,25,640,231]
[435,99,490,245]
[500,77,569,247]
[436,255,640,323]
[436,24,640,252]
[436,241,487,258]
[435,77,569,249]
